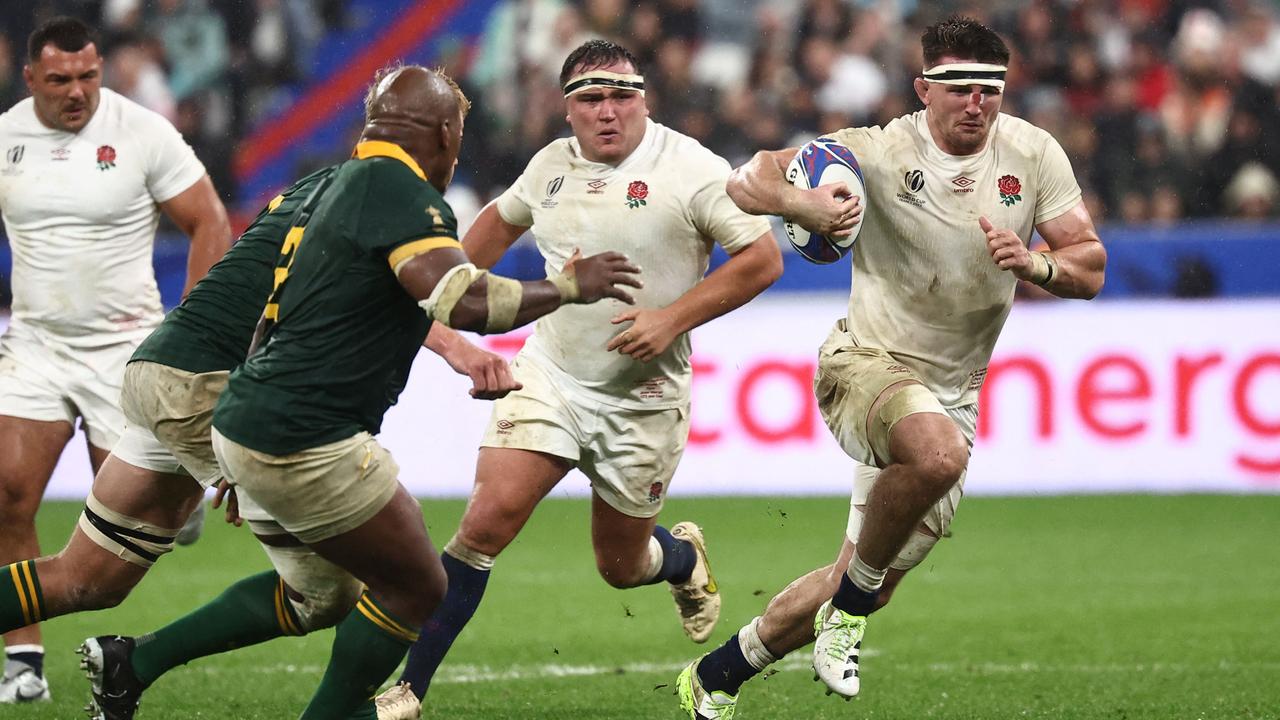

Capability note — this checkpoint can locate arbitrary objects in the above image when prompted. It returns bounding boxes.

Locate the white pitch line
[197,653,1280,685]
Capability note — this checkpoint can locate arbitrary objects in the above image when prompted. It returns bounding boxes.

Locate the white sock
[3,645,43,657]
[847,551,887,593]
[738,617,779,671]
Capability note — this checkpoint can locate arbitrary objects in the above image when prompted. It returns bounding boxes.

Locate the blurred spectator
[0,34,24,111]
[105,38,176,121]
[1223,162,1280,219]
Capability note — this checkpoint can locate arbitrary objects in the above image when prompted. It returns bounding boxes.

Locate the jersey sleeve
[685,149,771,254]
[827,125,884,164]
[494,168,536,227]
[1033,133,1083,225]
[138,107,208,203]
[354,163,461,269]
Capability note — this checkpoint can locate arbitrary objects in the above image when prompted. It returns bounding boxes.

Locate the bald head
[361,65,470,192]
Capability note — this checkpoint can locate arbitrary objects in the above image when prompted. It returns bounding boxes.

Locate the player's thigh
[814,320,951,467]
[90,452,203,527]
[119,362,227,488]
[457,447,571,556]
[0,416,74,515]
[580,404,689,521]
[212,430,400,546]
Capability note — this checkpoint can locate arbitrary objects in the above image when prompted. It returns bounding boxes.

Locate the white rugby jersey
[497,119,770,409]
[830,111,1080,407]
[0,88,206,347]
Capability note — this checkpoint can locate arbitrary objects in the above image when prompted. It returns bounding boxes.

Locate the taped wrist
[1030,251,1057,287]
[549,267,580,302]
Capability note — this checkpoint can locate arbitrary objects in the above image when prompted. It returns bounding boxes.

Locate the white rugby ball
[783,137,865,264]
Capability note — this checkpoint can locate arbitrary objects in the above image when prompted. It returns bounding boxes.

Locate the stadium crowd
[1,0,1278,221]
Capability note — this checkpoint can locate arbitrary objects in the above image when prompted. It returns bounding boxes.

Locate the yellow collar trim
[353,140,426,181]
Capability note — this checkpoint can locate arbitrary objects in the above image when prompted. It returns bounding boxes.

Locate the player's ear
[913,78,930,106]
[22,64,34,90]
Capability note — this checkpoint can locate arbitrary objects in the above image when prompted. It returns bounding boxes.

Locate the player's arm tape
[1029,251,1057,287]
[416,263,525,333]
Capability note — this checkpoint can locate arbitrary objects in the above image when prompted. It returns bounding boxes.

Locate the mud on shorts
[813,319,977,570]
[479,352,690,519]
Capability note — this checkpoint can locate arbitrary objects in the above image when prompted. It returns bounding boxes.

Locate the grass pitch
[3,494,1278,719]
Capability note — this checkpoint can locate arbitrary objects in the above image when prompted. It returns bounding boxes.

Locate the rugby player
[676,17,1107,718]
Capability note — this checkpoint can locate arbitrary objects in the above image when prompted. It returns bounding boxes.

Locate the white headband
[563,70,646,98]
[922,62,1007,90]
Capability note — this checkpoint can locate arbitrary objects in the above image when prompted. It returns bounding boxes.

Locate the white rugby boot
[668,522,721,643]
[812,600,865,699]
[175,501,206,546]
[0,659,50,703]
[374,682,421,720]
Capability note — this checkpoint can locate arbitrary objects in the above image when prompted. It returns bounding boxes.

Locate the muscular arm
[395,245,640,334]
[159,175,232,297]
[727,148,860,237]
[462,200,529,269]
[1034,200,1106,299]
[607,232,783,361]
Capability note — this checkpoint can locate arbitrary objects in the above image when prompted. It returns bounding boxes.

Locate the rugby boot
[0,659,50,703]
[175,502,206,546]
[668,521,721,642]
[374,682,421,719]
[812,600,864,699]
[676,658,737,719]
[78,636,145,720]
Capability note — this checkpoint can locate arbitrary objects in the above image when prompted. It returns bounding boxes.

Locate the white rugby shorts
[0,325,134,448]
[479,351,690,518]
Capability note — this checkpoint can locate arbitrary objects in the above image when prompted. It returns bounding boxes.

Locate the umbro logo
[495,419,515,435]
[951,175,975,194]
[587,179,606,195]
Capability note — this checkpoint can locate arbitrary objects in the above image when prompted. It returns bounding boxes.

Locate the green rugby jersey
[130,166,337,373]
[213,141,462,455]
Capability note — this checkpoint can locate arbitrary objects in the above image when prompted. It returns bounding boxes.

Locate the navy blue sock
[397,553,490,698]
[6,650,43,678]
[696,633,759,696]
[831,573,880,616]
[648,525,696,585]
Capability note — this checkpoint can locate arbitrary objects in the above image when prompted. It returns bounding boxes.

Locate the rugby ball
[783,138,865,264]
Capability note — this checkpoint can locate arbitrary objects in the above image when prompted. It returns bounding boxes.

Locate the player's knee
[261,543,365,632]
[910,437,968,496]
[594,554,647,589]
[455,513,519,559]
[0,476,42,525]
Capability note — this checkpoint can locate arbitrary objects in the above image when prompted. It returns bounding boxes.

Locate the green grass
[3,495,1279,719]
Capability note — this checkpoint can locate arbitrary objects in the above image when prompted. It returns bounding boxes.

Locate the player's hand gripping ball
[784,138,866,264]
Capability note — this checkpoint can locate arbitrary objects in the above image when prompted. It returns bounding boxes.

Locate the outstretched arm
[727,149,861,238]
[607,232,782,362]
[395,245,641,334]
